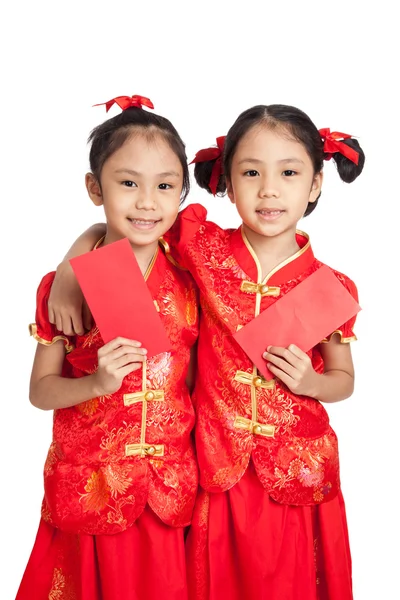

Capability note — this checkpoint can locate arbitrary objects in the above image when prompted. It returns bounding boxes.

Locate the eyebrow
[277,158,305,165]
[237,157,305,166]
[114,168,181,178]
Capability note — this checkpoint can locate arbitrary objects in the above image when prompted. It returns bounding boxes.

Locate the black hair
[194,104,365,216]
[88,107,190,203]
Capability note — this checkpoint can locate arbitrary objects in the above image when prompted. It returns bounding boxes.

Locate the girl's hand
[48,261,92,336]
[93,337,147,396]
[263,344,318,396]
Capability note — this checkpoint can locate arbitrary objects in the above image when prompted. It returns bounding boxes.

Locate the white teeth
[129,219,157,224]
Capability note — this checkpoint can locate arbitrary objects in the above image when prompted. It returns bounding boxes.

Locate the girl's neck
[242,224,300,280]
[132,243,159,277]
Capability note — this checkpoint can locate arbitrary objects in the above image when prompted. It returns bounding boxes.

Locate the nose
[258,175,279,199]
[135,188,157,210]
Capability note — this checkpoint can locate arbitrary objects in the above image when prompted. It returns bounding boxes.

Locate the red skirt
[186,462,352,600]
[16,505,188,600]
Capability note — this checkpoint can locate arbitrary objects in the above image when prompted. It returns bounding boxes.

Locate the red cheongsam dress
[16,241,199,600]
[165,204,358,600]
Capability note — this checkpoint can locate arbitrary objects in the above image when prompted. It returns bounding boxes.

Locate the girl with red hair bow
[16,96,199,600]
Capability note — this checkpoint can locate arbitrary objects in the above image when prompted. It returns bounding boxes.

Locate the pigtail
[193,159,226,196]
[319,129,365,183]
[190,136,226,196]
[329,138,365,183]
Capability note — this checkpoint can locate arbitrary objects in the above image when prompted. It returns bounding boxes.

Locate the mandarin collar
[230,226,315,285]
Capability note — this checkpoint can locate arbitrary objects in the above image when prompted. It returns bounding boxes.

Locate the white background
[1,1,398,598]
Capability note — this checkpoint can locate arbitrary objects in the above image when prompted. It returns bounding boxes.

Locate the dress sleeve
[162,203,208,268]
[322,275,359,343]
[29,272,74,352]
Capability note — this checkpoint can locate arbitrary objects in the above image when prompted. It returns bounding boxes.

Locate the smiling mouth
[127,218,161,228]
[256,209,284,220]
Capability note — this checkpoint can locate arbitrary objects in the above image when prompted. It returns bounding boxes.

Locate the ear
[309,171,323,204]
[226,179,235,204]
[85,173,103,206]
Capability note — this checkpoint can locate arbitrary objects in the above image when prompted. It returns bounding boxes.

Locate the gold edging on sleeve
[29,323,74,353]
[320,330,357,344]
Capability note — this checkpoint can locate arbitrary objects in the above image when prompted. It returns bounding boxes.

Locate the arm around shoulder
[48,223,107,336]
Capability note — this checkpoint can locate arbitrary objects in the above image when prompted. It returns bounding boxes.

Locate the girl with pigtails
[48,103,364,600]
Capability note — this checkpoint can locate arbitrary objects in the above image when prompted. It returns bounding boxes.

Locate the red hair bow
[190,136,226,195]
[319,128,359,165]
[93,95,154,112]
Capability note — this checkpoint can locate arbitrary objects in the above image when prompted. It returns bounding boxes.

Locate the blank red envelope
[234,265,361,379]
[70,238,170,357]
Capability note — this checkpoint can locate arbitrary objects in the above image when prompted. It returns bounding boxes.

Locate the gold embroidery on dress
[82,326,100,348]
[103,463,133,498]
[185,286,198,326]
[48,568,66,600]
[76,397,99,416]
[48,566,77,600]
[258,388,300,435]
[80,470,110,512]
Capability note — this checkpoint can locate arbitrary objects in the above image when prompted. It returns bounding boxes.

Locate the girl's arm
[48,223,107,336]
[263,335,355,403]
[30,336,147,411]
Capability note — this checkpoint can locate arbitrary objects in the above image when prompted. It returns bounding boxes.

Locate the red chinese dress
[166,204,358,600]
[16,241,199,600]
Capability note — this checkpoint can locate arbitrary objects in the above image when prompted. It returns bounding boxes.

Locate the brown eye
[244,170,259,177]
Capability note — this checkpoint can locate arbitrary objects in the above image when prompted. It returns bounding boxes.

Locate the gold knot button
[253,425,263,435]
[145,391,155,401]
[253,377,263,387]
[146,446,156,455]
[260,285,269,294]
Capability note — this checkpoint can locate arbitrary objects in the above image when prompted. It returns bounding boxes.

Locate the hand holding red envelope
[69,238,170,358]
[234,266,361,380]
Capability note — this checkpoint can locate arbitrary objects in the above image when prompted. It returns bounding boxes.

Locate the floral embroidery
[258,388,300,435]
[82,326,100,348]
[103,463,133,498]
[313,482,332,502]
[80,470,110,513]
[147,352,171,389]
[48,568,65,600]
[76,397,99,416]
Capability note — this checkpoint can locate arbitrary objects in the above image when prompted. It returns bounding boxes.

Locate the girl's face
[227,125,322,243]
[86,131,183,251]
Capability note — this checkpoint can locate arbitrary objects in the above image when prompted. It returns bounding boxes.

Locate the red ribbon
[190,136,226,195]
[93,95,154,112]
[319,128,359,165]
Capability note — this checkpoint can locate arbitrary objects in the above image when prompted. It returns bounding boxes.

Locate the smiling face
[227,125,322,247]
[86,129,183,254]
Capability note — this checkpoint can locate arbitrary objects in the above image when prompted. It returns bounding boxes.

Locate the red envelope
[234,266,361,379]
[70,238,170,357]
